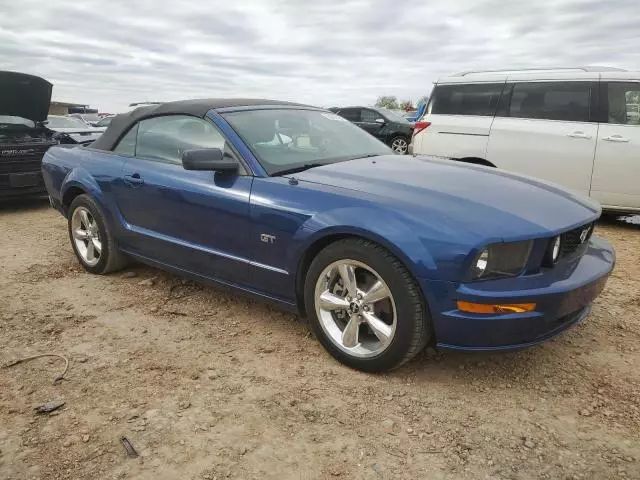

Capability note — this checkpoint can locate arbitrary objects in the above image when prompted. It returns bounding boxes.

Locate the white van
[412,67,640,214]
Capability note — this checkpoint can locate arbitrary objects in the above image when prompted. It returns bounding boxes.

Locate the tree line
[375,95,429,111]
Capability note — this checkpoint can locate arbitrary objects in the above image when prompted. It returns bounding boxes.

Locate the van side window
[607,82,640,125]
[430,83,503,116]
[508,82,591,122]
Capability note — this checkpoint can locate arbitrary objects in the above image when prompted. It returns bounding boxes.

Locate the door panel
[591,81,640,210]
[415,82,504,158]
[592,123,640,209]
[114,157,253,283]
[486,81,598,197]
[487,118,597,196]
[415,115,493,158]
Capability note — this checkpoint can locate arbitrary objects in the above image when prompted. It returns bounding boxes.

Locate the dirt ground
[0,200,638,480]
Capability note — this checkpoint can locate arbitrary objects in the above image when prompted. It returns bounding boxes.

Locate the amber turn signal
[457,301,536,314]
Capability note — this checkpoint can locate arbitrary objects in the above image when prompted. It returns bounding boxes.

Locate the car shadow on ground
[0,196,50,213]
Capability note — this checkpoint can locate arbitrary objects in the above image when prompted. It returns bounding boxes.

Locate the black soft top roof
[91,98,313,151]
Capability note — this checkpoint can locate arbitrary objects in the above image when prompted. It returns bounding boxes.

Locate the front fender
[291,207,439,282]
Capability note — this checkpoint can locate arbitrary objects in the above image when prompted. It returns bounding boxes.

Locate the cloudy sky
[1,0,638,112]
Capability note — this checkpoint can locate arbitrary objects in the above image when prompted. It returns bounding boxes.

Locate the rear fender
[61,168,103,207]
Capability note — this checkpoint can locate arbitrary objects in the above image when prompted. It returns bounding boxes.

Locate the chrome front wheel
[314,259,397,358]
[71,206,102,267]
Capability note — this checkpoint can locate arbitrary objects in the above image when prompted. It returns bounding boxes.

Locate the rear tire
[68,194,128,274]
[304,238,430,372]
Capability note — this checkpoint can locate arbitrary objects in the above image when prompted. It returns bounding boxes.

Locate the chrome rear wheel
[71,206,102,267]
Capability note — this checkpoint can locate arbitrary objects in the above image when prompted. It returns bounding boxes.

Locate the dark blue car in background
[42,99,615,372]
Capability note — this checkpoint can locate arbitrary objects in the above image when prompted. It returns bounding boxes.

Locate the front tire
[304,238,430,372]
[68,194,127,274]
[390,136,409,154]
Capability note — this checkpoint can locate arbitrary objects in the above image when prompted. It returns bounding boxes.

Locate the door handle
[567,131,591,139]
[602,135,630,143]
[123,173,144,187]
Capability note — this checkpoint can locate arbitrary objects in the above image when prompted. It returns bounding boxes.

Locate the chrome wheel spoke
[338,264,358,298]
[79,209,91,229]
[85,239,96,261]
[341,314,360,348]
[91,237,102,254]
[362,280,390,305]
[319,290,349,311]
[74,228,89,240]
[363,311,392,343]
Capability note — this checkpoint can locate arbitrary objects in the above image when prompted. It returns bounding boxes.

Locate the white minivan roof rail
[453,66,627,76]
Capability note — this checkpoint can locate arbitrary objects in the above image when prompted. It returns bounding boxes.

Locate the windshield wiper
[271,163,325,177]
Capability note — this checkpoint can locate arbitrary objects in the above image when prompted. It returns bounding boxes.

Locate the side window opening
[113,124,138,156]
[134,115,229,165]
[430,83,504,117]
[507,82,592,122]
[360,109,380,123]
[607,82,640,125]
[338,108,361,122]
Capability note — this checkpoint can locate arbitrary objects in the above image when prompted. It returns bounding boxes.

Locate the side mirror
[182,148,238,173]
[374,118,385,124]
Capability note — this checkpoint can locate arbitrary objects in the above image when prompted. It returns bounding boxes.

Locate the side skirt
[120,249,299,314]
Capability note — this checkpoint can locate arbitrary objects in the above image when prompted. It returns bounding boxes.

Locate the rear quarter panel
[413,114,493,159]
[42,146,126,226]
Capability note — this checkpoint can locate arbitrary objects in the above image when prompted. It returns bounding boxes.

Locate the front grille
[0,144,52,174]
[561,222,594,256]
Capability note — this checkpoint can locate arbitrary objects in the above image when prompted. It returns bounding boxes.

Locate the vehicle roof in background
[436,66,640,85]
[0,71,52,123]
[91,98,313,151]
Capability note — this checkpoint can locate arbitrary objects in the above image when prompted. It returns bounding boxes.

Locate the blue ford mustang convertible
[42,99,615,372]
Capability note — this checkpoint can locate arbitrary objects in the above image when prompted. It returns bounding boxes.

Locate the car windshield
[378,108,412,124]
[0,115,35,128]
[47,116,87,128]
[96,117,112,127]
[222,109,391,175]
[73,114,100,124]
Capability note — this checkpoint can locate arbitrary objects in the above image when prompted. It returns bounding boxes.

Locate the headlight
[474,249,489,277]
[544,235,562,266]
[470,240,533,280]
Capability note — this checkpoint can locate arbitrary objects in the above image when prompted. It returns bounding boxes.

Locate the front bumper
[0,176,47,198]
[421,235,615,350]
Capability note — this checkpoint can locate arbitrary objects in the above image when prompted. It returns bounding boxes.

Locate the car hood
[291,155,600,240]
[49,126,102,134]
[0,71,53,123]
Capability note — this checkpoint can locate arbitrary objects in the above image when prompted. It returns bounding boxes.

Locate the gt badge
[260,234,276,244]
